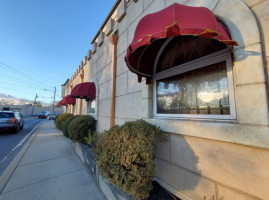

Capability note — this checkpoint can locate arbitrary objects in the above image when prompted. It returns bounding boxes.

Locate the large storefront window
[157,61,230,115]
[153,36,236,120]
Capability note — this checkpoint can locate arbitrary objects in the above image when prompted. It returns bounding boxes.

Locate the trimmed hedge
[54,113,61,124]
[95,119,166,199]
[68,115,95,143]
[55,113,73,130]
[63,115,80,138]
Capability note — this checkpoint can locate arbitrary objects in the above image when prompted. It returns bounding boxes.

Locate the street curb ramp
[0,121,44,195]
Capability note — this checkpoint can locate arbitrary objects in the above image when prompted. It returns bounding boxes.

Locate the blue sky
[0,0,115,104]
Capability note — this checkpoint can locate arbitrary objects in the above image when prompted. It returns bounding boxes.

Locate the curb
[68,140,97,180]
[0,121,45,195]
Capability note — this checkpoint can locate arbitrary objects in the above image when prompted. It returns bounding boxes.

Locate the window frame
[72,104,75,114]
[152,40,237,120]
[87,99,96,114]
[85,78,98,120]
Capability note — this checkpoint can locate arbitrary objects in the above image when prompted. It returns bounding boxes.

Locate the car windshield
[0,113,14,118]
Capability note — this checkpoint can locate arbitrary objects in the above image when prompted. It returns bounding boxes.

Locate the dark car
[0,111,24,133]
[38,111,50,118]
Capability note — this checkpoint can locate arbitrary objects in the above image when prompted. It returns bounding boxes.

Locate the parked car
[0,111,24,133]
[47,114,55,120]
[38,111,50,118]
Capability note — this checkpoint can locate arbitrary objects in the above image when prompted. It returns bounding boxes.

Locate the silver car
[0,111,24,133]
[47,114,56,120]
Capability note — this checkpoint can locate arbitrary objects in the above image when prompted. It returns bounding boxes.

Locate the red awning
[57,100,63,106]
[70,82,96,100]
[62,95,76,105]
[125,3,238,83]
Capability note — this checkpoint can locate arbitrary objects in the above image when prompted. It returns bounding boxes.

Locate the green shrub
[95,119,166,199]
[55,113,73,130]
[54,113,62,124]
[68,115,95,143]
[63,115,80,138]
[85,130,98,148]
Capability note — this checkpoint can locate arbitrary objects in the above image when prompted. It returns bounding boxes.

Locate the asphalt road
[0,118,45,177]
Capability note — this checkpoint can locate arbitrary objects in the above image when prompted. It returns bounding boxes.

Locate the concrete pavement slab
[0,121,44,194]
[0,169,105,200]
[0,121,106,200]
[31,122,66,144]
[3,155,85,192]
[19,140,75,166]
[33,131,67,144]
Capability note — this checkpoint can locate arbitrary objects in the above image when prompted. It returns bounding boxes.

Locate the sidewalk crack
[18,154,76,167]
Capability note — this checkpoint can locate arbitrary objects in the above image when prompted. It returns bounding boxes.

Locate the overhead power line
[0,85,37,96]
[0,69,53,91]
[0,80,51,91]
[0,73,48,90]
[0,73,56,93]
[0,61,54,89]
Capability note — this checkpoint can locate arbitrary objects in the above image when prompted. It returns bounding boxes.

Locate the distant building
[0,104,63,116]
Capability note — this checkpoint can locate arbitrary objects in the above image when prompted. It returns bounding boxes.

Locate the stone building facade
[61,0,269,199]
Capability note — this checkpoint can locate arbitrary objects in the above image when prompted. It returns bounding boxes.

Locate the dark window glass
[156,61,230,115]
[0,113,14,118]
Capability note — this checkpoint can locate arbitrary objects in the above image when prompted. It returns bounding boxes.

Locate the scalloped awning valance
[70,82,96,100]
[62,95,76,105]
[125,3,238,84]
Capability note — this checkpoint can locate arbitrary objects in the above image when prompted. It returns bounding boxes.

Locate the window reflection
[157,61,230,115]
[89,100,96,113]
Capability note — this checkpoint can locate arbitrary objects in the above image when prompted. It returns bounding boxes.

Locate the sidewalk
[0,121,106,200]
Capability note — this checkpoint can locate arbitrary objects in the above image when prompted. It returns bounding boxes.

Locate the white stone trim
[186,0,219,11]
[147,117,269,149]
[213,0,261,50]
[116,0,127,22]
[105,19,114,36]
[98,32,104,47]
[83,56,87,65]
[92,42,97,54]
[87,50,92,60]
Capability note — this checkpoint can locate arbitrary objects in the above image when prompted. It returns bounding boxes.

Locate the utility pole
[52,87,56,115]
[31,94,38,115]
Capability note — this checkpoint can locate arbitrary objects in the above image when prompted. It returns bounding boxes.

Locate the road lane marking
[12,121,44,151]
[24,118,38,121]
[1,156,8,163]
[0,121,44,163]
